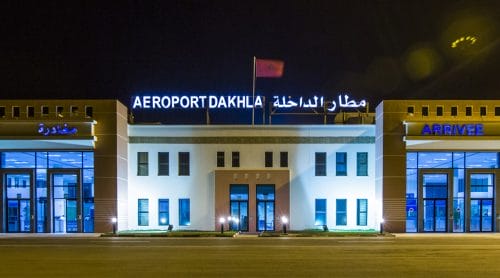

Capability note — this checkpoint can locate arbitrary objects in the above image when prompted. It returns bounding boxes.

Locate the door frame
[48,169,82,233]
[0,169,35,233]
[418,169,453,232]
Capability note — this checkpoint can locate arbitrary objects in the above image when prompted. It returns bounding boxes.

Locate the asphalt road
[0,234,499,277]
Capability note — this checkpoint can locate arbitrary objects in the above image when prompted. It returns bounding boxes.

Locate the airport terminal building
[0,98,498,233]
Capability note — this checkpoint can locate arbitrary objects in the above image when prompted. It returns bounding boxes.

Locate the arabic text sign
[272,95,366,111]
[38,123,78,136]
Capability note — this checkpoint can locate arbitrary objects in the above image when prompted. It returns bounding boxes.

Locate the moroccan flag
[255,58,284,78]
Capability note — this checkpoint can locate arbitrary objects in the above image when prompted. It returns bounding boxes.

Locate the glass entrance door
[422,173,448,232]
[229,185,248,231]
[256,185,275,231]
[470,199,493,232]
[5,173,32,232]
[52,172,80,233]
[469,173,494,232]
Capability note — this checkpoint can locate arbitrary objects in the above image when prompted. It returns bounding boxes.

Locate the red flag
[255,59,284,78]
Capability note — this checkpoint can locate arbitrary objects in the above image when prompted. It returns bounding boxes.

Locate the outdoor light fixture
[160,218,167,225]
[281,216,288,234]
[111,217,117,234]
[380,218,385,234]
[219,217,225,234]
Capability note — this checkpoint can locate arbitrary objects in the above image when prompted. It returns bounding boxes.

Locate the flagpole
[252,56,256,126]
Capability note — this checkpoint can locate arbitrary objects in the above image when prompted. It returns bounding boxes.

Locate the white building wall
[127,125,377,231]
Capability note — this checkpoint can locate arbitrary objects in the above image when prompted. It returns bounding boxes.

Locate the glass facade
[1,151,94,233]
[406,152,499,232]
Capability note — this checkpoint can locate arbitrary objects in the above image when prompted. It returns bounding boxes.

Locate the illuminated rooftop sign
[132,94,366,112]
[38,123,78,136]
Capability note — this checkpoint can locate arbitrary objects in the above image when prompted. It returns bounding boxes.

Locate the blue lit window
[83,152,94,168]
[336,199,347,226]
[158,199,169,226]
[138,199,149,226]
[315,152,326,176]
[417,152,452,168]
[230,185,249,200]
[179,199,190,226]
[357,199,368,226]
[406,152,417,169]
[48,152,82,168]
[37,152,48,168]
[1,152,36,168]
[336,152,347,176]
[315,199,327,226]
[356,152,368,176]
[465,153,498,169]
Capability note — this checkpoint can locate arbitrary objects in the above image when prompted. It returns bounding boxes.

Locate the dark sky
[2,1,499,122]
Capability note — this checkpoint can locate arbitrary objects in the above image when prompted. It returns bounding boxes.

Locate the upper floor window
[12,106,20,118]
[480,106,487,116]
[280,152,288,167]
[70,106,79,117]
[436,106,443,116]
[336,152,347,176]
[265,152,273,168]
[85,106,93,118]
[27,106,35,118]
[137,152,149,176]
[451,106,458,116]
[217,151,225,167]
[158,152,169,176]
[56,106,64,117]
[41,106,49,116]
[357,152,368,176]
[421,106,429,116]
[178,152,190,176]
[315,152,326,176]
[465,106,472,116]
[407,106,414,115]
[232,152,240,167]
[495,107,500,116]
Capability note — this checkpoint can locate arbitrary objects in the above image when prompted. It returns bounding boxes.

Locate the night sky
[2,1,499,122]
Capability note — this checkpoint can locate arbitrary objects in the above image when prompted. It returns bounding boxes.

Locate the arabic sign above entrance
[131,94,367,112]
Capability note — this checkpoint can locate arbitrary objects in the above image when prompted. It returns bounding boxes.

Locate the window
[357,199,368,226]
[315,152,326,176]
[232,152,240,167]
[407,106,414,114]
[70,106,79,116]
[336,199,347,226]
[315,199,327,226]
[280,152,288,167]
[496,107,500,116]
[217,152,225,167]
[158,152,169,176]
[436,106,443,116]
[85,106,93,118]
[179,199,190,226]
[137,152,149,176]
[422,106,429,116]
[0,107,5,117]
[42,106,49,116]
[336,152,347,176]
[56,106,64,117]
[178,152,190,176]
[265,152,273,168]
[138,199,149,226]
[480,106,487,116]
[27,106,35,118]
[451,106,458,116]
[356,152,368,176]
[465,106,472,116]
[158,199,169,226]
[12,106,20,118]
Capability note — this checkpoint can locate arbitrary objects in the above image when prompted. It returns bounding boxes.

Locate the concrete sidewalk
[0,233,102,238]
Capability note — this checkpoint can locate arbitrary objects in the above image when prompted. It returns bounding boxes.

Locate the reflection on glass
[2,152,36,168]
[418,152,452,168]
[48,152,82,168]
[465,153,498,169]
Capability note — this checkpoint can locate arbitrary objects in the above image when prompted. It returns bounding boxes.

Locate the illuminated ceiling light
[450,35,477,48]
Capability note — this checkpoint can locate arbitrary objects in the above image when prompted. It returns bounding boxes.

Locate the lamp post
[380,218,384,234]
[219,217,225,234]
[281,216,288,234]
[227,216,232,231]
[111,217,117,235]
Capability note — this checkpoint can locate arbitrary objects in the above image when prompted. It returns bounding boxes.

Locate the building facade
[376,100,500,233]
[1,98,499,233]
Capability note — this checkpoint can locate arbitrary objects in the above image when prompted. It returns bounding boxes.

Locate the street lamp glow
[111,217,117,223]
[281,216,288,224]
[160,218,167,224]
[219,217,225,224]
